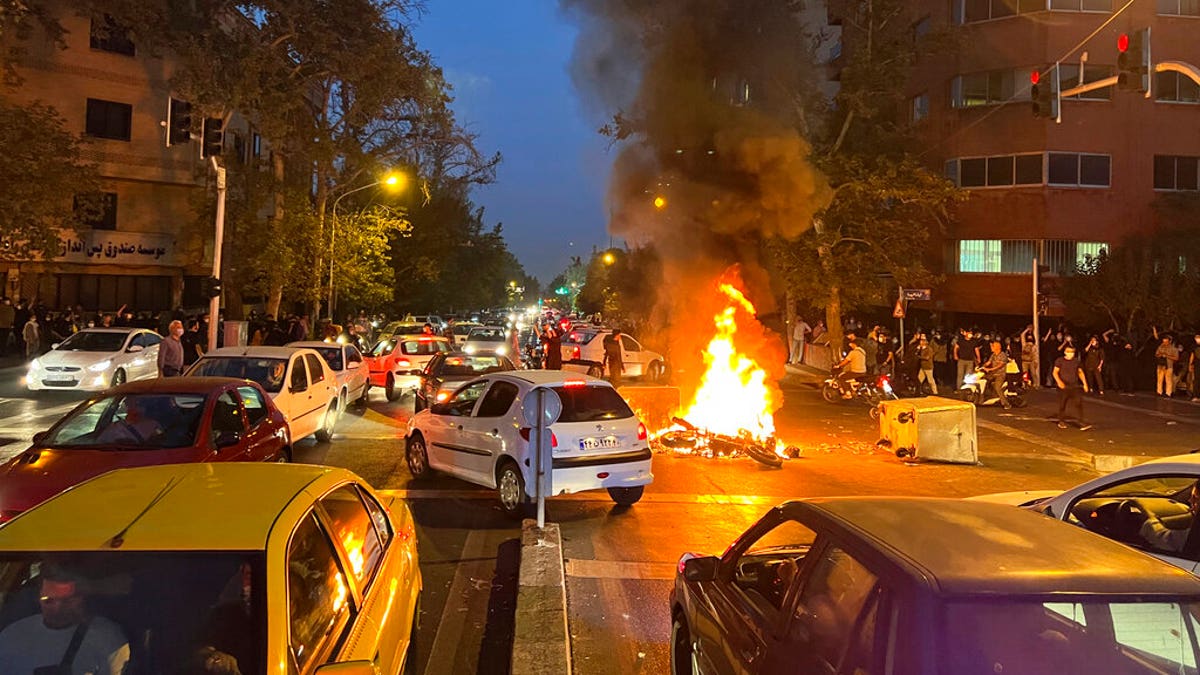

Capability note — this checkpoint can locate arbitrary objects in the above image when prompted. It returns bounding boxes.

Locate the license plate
[579,436,621,451]
[43,380,77,387]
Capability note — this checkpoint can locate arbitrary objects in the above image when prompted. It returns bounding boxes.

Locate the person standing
[0,297,12,356]
[789,316,811,365]
[1155,333,1180,398]
[915,336,937,395]
[158,320,185,377]
[954,329,974,389]
[542,325,563,371]
[21,313,39,360]
[1189,332,1200,402]
[602,329,624,386]
[181,319,205,367]
[863,326,879,377]
[1118,337,1137,395]
[1083,336,1105,396]
[13,300,30,356]
[1053,345,1092,430]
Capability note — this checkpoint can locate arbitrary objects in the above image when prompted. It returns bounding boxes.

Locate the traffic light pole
[1032,256,1041,388]
[208,157,226,352]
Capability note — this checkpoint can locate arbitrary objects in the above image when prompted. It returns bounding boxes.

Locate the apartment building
[904,0,1200,318]
[1,6,262,312]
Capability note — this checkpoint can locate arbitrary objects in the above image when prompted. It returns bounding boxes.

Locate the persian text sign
[56,230,178,267]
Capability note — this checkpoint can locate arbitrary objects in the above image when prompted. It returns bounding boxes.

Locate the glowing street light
[329,170,408,319]
[602,252,615,265]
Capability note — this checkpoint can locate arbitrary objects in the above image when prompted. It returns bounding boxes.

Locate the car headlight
[464,346,476,354]
[88,360,113,373]
[28,358,40,371]
[496,346,508,356]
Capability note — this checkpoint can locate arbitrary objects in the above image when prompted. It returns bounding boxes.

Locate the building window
[946,153,1043,188]
[252,132,262,157]
[1075,242,1108,266]
[1158,0,1200,15]
[73,192,118,230]
[1058,63,1115,100]
[1047,152,1110,187]
[89,16,135,56]
[1154,155,1200,191]
[952,68,1033,108]
[85,99,132,141]
[954,240,1107,274]
[959,240,1002,272]
[1155,71,1200,104]
[911,93,930,122]
[1050,0,1111,10]
[953,0,1046,23]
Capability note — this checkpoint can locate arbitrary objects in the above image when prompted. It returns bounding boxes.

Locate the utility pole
[1032,256,1040,388]
[209,156,226,352]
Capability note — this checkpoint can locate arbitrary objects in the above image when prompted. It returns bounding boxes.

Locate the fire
[678,283,779,441]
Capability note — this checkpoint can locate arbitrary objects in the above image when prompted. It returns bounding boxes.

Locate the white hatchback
[462,325,511,358]
[26,328,162,391]
[187,346,341,444]
[287,341,370,409]
[404,371,652,516]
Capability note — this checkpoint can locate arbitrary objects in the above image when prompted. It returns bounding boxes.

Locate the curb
[511,519,571,675]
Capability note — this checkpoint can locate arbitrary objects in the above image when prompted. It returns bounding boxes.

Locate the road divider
[512,519,571,675]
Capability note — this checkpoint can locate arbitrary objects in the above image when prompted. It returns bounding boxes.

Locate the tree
[0,99,102,260]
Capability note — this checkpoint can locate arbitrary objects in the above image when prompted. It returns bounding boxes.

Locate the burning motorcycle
[959,368,1029,407]
[656,417,792,468]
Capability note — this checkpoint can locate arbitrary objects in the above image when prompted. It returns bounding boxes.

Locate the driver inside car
[1136,480,1200,553]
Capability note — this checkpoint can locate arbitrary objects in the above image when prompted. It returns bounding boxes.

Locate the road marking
[565,559,675,580]
[1085,397,1200,426]
[392,489,779,505]
[976,419,1094,465]
[423,530,492,675]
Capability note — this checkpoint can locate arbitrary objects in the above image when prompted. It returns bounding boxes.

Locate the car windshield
[369,339,395,357]
[550,385,634,422]
[453,325,478,335]
[189,358,289,393]
[43,393,207,448]
[435,356,511,378]
[467,328,506,342]
[400,340,452,356]
[0,552,266,674]
[313,347,344,371]
[563,331,599,345]
[55,331,128,352]
[1091,476,1197,500]
[939,597,1200,674]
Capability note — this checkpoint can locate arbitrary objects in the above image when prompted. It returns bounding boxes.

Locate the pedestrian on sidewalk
[1154,331,1180,397]
[789,316,811,366]
[1053,346,1092,430]
[1189,333,1200,402]
[157,320,185,377]
[21,313,40,360]
[1084,335,1105,396]
[916,335,937,395]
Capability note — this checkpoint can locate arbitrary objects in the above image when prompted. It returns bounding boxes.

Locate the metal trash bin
[877,396,978,464]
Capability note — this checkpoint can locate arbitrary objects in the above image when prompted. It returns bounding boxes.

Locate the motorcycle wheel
[743,444,784,468]
[865,390,882,407]
[869,405,882,421]
[821,382,841,403]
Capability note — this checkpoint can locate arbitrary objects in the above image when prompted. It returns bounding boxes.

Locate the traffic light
[167,98,191,147]
[201,118,224,158]
[1117,28,1151,93]
[1030,69,1059,119]
[203,276,222,298]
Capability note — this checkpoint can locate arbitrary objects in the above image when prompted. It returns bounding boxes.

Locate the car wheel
[386,374,398,402]
[406,434,432,479]
[587,364,604,378]
[357,383,370,406]
[670,613,696,675]
[111,369,126,388]
[315,402,337,443]
[497,461,530,518]
[646,361,664,383]
[607,485,644,506]
[275,447,292,463]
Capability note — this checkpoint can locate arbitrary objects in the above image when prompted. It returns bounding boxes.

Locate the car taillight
[563,380,586,388]
[518,427,558,447]
[637,423,647,441]
[571,346,581,360]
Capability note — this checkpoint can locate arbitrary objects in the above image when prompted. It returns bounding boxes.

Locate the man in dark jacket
[602,329,624,386]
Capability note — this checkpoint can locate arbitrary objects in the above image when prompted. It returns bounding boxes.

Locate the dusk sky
[412,1,614,285]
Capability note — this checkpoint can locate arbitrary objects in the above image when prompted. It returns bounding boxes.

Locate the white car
[560,328,667,382]
[187,346,341,444]
[287,341,370,409]
[404,371,653,516]
[450,322,481,347]
[972,453,1200,573]
[462,325,511,357]
[26,328,162,391]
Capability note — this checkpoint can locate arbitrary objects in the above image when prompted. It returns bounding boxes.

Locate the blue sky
[412,1,612,284]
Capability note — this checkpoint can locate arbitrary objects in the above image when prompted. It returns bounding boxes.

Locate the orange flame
[679,283,779,441]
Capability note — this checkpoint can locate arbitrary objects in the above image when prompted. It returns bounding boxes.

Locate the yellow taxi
[0,463,420,675]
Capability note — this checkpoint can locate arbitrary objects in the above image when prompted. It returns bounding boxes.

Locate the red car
[0,377,290,523]
[364,334,454,401]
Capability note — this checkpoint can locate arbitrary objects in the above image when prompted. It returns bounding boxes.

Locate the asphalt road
[2,366,1200,673]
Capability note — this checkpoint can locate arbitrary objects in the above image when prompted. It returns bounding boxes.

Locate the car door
[694,515,819,675]
[425,380,489,478]
[305,353,335,412]
[209,389,250,461]
[344,346,367,400]
[237,385,282,460]
[139,332,162,378]
[121,333,150,379]
[287,355,320,439]
[458,380,521,483]
[620,335,645,377]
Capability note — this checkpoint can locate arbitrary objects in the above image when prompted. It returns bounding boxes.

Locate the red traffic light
[1117,33,1129,52]
[1030,71,1040,85]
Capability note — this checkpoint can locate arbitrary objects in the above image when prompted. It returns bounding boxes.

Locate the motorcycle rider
[981,339,1012,409]
[834,332,869,399]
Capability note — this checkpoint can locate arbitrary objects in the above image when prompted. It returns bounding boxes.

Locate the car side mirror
[429,403,449,415]
[682,556,720,583]
[214,431,241,449]
[127,345,144,353]
[31,431,48,445]
[314,661,379,675]
[346,360,360,370]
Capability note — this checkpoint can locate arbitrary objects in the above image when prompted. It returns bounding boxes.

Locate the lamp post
[328,172,404,320]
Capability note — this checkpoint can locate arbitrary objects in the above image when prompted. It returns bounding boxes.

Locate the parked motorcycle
[959,368,1029,407]
[822,367,894,408]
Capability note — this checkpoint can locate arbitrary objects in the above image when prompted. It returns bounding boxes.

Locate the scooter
[822,367,897,410]
[960,368,1029,408]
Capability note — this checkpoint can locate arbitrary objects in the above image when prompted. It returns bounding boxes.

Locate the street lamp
[329,171,405,320]
[602,252,615,265]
